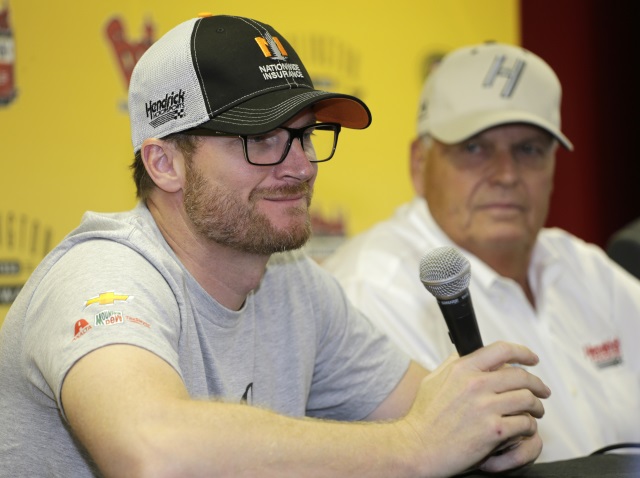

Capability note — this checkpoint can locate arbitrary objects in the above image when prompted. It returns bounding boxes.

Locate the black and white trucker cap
[128,13,372,152]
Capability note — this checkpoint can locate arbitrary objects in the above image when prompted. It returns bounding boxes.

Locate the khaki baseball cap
[416,42,573,150]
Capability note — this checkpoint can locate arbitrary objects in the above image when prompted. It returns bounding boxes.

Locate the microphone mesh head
[419,246,471,300]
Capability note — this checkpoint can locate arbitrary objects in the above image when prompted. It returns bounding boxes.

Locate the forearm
[63,346,424,478]
[101,399,422,478]
[64,344,548,478]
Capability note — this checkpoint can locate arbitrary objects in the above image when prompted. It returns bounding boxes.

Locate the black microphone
[419,246,483,356]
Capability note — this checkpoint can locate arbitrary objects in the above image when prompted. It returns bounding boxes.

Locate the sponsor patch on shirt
[84,291,132,308]
[584,338,623,368]
[73,319,92,341]
[71,291,151,341]
[95,310,124,327]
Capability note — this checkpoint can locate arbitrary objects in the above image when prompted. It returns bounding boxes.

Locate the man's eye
[517,143,548,157]
[463,142,481,153]
[247,130,284,146]
[247,134,269,144]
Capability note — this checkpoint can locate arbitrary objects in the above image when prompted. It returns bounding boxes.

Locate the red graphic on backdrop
[105,17,154,88]
[311,211,345,236]
[0,1,16,105]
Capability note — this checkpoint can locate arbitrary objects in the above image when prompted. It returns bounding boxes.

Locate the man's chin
[461,225,533,251]
[482,232,535,253]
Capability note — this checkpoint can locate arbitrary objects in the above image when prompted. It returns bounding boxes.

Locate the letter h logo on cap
[482,54,525,98]
[255,33,288,61]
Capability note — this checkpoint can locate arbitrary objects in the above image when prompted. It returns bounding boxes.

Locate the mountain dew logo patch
[95,310,124,327]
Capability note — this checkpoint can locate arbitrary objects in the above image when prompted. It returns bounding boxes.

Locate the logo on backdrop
[0,211,53,307]
[0,1,17,106]
[105,16,155,89]
[287,32,363,99]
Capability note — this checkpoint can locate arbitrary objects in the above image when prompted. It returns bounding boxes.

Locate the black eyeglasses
[183,123,341,166]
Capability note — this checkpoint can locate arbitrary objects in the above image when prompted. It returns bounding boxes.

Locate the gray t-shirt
[0,203,409,476]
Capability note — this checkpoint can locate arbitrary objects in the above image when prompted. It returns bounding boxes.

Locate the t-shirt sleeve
[23,239,184,417]
[303,260,412,421]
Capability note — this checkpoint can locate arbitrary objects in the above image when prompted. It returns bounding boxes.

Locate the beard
[183,162,313,255]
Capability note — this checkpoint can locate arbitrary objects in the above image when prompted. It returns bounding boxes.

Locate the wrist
[391,418,441,478]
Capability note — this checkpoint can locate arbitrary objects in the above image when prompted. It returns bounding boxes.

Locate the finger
[492,366,551,399]
[493,389,546,419]
[493,436,525,455]
[490,413,539,445]
[480,434,542,473]
[516,393,545,419]
[466,341,541,372]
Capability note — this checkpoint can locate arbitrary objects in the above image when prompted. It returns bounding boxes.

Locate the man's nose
[275,137,316,181]
[488,150,519,184]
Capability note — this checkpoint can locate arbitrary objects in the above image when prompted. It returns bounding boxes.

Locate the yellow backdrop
[0,0,519,323]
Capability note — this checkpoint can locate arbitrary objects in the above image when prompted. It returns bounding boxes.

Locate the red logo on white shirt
[584,338,622,368]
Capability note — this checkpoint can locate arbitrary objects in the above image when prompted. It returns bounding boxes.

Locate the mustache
[250,182,313,201]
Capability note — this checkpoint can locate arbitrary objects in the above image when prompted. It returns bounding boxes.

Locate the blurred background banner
[0,0,519,323]
[3,1,639,324]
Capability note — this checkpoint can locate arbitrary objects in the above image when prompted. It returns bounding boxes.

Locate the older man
[324,41,640,463]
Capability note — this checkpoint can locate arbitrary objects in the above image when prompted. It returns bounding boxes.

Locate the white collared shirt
[324,197,640,462]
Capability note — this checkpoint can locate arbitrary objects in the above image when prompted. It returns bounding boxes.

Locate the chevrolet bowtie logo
[85,292,131,307]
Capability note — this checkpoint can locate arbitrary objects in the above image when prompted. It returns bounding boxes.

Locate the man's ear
[410,138,426,197]
[141,138,185,193]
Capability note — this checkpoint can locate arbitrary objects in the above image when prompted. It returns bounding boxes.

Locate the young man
[0,19,550,477]
[324,41,640,462]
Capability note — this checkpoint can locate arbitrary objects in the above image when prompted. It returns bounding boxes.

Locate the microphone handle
[437,290,484,356]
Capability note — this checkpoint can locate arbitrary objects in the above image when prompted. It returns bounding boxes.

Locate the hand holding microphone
[419,246,483,356]
[418,246,551,467]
